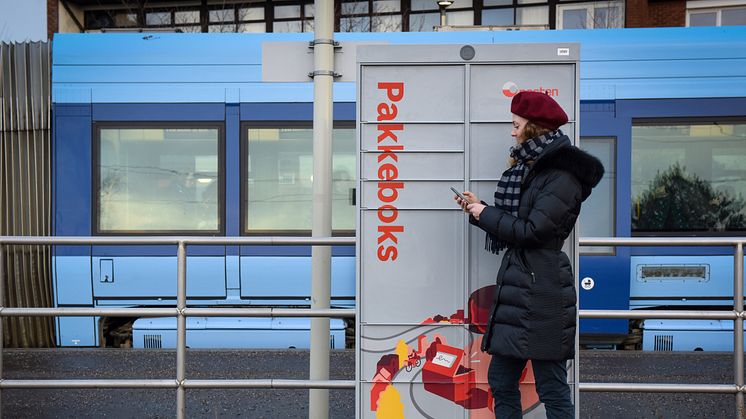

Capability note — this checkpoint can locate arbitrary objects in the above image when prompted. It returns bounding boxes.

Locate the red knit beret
[510,91,568,130]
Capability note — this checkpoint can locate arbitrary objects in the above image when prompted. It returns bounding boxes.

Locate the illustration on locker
[369,287,542,417]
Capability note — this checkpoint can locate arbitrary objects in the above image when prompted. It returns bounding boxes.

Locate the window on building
[409,0,474,31]
[85,6,203,32]
[114,13,138,28]
[409,12,440,31]
[244,124,356,234]
[578,137,616,254]
[447,10,475,26]
[482,8,514,26]
[687,1,746,26]
[339,0,403,32]
[174,10,201,32]
[557,1,624,29]
[96,125,223,234]
[632,121,746,234]
[85,10,118,29]
[517,5,548,25]
[339,0,369,31]
[689,11,717,26]
[238,6,267,32]
[146,12,171,26]
[81,0,624,33]
[273,4,306,32]
[208,8,237,32]
[481,1,554,29]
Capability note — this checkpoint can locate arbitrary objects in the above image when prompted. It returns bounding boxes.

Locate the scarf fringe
[485,233,505,255]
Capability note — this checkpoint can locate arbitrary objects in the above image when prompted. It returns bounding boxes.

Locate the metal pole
[1,379,178,389]
[184,379,356,389]
[0,235,355,246]
[0,245,4,416]
[310,1,334,417]
[735,243,744,419]
[579,309,737,320]
[184,307,355,318]
[176,241,187,419]
[580,383,738,393]
[0,307,179,317]
[439,8,446,26]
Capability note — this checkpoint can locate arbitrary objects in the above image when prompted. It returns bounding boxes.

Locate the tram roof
[52,26,746,103]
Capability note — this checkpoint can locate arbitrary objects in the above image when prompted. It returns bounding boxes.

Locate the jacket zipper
[517,250,536,284]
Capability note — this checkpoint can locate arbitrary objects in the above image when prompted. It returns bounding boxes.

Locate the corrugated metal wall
[0,42,54,348]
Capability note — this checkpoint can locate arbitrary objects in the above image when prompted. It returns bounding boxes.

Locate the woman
[455,91,604,418]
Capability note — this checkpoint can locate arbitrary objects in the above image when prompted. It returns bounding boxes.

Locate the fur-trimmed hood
[530,142,605,200]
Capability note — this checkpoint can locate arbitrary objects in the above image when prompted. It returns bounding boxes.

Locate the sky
[0,0,47,42]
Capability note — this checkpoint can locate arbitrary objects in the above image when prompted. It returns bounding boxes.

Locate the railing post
[0,244,4,416]
[735,242,744,419]
[176,241,187,419]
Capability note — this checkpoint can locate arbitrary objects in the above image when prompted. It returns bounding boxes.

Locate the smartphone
[450,186,467,201]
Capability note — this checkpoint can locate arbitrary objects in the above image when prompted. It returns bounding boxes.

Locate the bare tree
[339,1,403,32]
[88,0,413,34]
[562,0,624,29]
[590,1,624,28]
[88,0,257,33]
[408,12,438,32]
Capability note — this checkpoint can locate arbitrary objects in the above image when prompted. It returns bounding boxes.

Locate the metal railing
[0,236,357,419]
[578,237,745,419]
[0,236,744,417]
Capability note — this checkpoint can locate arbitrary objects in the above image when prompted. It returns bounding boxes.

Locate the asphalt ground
[0,349,739,418]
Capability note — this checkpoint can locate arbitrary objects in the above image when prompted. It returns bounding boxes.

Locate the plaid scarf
[486,129,564,254]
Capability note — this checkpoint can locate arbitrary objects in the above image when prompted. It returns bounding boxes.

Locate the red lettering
[374,82,405,262]
[377,103,398,121]
[377,164,398,181]
[377,245,398,261]
[377,182,404,203]
[377,145,402,163]
[518,87,559,97]
[377,124,403,143]
[377,223,404,244]
[378,82,404,102]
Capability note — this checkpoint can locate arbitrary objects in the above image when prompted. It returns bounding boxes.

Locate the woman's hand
[454,191,485,219]
[466,203,486,220]
[454,191,479,212]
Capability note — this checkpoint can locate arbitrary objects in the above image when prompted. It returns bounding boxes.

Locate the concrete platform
[0,349,740,418]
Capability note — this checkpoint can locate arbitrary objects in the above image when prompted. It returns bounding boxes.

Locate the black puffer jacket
[473,137,604,361]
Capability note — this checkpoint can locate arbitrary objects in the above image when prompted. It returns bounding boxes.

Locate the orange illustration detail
[368,286,542,416]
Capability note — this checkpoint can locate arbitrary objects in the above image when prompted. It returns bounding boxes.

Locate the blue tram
[51,26,746,350]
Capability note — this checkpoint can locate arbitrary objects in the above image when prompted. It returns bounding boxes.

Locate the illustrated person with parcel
[454,91,604,418]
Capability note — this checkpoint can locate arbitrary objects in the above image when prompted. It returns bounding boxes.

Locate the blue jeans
[487,355,574,418]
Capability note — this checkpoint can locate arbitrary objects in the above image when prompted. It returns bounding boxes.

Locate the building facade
[44,0,746,38]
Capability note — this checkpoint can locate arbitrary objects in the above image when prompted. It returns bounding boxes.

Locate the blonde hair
[508,121,553,167]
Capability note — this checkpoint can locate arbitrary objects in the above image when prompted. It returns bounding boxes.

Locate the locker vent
[144,334,163,349]
[654,335,673,351]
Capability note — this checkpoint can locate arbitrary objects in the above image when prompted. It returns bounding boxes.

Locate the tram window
[578,137,616,255]
[244,125,355,235]
[632,121,746,234]
[95,125,222,233]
